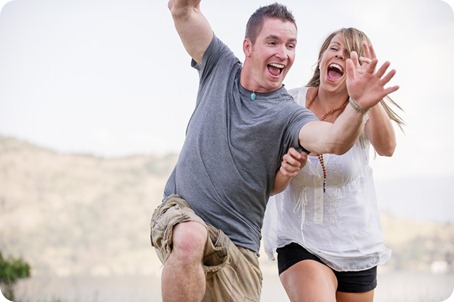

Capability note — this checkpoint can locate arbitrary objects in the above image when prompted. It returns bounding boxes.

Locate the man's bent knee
[150,195,207,263]
[172,221,208,261]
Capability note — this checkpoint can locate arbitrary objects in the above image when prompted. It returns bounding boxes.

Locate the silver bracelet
[348,97,369,114]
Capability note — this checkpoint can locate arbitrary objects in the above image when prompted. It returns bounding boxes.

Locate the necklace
[307,96,349,192]
[250,91,256,101]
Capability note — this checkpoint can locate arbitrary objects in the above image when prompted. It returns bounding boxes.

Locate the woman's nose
[335,53,344,60]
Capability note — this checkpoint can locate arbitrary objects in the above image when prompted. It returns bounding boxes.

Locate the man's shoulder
[197,34,241,73]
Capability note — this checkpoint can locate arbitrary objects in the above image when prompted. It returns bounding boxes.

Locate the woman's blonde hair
[307,28,405,130]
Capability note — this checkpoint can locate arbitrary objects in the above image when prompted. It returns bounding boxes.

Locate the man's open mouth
[268,63,284,76]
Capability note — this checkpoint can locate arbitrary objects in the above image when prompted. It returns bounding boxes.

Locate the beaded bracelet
[349,97,369,114]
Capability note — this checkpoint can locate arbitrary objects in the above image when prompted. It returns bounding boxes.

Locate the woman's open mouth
[327,63,344,81]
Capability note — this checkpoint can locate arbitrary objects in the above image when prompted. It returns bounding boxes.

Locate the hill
[0,136,177,276]
[0,136,453,276]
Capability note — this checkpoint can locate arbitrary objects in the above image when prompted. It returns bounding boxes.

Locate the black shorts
[276,242,377,293]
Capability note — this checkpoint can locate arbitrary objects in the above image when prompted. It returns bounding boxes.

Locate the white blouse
[263,87,391,271]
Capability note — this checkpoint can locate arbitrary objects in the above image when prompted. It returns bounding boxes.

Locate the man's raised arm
[168,0,213,64]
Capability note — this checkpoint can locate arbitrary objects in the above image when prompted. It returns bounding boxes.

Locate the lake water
[10,271,454,302]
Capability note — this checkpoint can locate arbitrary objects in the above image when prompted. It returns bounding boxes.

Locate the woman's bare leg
[279,260,338,302]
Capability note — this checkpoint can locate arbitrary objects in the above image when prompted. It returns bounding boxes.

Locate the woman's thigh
[280,260,338,302]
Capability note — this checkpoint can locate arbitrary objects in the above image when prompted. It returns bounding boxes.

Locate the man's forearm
[299,102,366,155]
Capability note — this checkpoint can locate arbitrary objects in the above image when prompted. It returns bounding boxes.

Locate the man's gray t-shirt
[164,36,317,252]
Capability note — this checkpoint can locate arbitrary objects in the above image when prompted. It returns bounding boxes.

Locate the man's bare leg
[161,221,208,302]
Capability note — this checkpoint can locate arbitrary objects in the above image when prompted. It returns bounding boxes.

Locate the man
[150,1,398,301]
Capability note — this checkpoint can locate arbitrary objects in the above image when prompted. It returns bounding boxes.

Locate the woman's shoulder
[287,86,313,107]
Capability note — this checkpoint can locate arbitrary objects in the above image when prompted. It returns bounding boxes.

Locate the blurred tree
[0,251,31,301]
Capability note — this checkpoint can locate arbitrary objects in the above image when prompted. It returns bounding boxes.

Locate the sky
[0,0,453,182]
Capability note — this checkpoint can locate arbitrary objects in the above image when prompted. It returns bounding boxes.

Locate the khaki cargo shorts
[150,194,263,301]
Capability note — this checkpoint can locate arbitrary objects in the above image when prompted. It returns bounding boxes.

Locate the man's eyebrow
[265,35,297,43]
[265,34,280,40]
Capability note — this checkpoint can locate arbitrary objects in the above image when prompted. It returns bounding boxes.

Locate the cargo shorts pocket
[150,195,200,263]
[203,225,230,276]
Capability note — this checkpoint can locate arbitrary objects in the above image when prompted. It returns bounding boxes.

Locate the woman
[264,28,405,302]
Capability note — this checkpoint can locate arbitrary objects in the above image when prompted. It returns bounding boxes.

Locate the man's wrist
[349,97,369,114]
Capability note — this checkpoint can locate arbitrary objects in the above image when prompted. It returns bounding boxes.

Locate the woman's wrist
[349,97,370,114]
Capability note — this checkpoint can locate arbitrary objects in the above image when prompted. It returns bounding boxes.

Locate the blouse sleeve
[287,86,308,107]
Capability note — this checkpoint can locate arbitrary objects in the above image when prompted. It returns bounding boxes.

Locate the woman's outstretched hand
[346,44,399,112]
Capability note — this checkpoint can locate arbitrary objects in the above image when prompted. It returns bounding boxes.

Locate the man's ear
[243,38,252,57]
